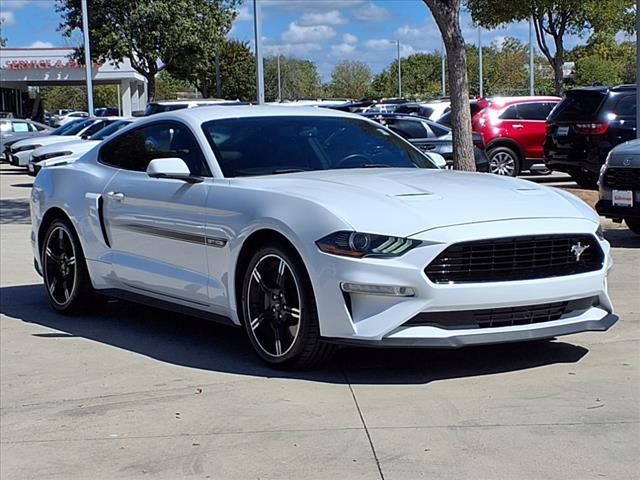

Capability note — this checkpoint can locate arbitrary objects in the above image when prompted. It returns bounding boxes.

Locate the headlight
[14,144,41,153]
[33,151,72,162]
[316,231,421,258]
[596,225,605,241]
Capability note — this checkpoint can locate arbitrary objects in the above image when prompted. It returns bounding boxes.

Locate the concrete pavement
[1,163,639,479]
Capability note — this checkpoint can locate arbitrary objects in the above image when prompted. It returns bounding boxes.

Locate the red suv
[472,96,561,176]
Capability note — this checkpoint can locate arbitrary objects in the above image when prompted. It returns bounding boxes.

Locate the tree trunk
[553,40,564,96]
[146,74,156,102]
[423,0,475,171]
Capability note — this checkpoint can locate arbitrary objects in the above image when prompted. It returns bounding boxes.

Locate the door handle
[512,124,524,129]
[106,191,125,202]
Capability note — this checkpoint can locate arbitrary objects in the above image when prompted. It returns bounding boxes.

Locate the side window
[82,121,109,137]
[100,122,210,176]
[615,95,636,117]
[516,102,550,121]
[499,105,520,120]
[12,122,30,133]
[388,119,429,139]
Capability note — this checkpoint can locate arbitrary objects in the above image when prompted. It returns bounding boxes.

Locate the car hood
[238,168,598,237]
[34,139,99,156]
[11,135,82,150]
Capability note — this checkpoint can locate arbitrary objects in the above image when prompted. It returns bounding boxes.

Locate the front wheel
[241,245,335,369]
[625,218,640,235]
[488,147,520,177]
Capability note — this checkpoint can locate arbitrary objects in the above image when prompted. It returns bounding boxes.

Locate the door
[514,102,558,159]
[100,121,213,307]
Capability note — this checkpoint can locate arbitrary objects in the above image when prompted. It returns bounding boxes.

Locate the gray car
[596,138,640,234]
[0,119,52,160]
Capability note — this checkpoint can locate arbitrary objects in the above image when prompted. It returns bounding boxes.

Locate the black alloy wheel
[42,219,94,313]
[241,245,335,368]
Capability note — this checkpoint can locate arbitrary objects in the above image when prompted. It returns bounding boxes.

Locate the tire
[569,170,598,190]
[625,217,640,235]
[488,146,520,177]
[240,243,335,369]
[41,218,95,314]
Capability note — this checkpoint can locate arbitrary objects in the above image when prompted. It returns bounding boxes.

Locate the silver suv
[596,138,640,234]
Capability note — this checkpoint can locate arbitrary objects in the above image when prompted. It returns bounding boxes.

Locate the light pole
[80,0,94,114]
[478,26,483,98]
[529,16,535,96]
[253,0,265,104]
[397,39,402,98]
[277,54,282,101]
[441,41,446,97]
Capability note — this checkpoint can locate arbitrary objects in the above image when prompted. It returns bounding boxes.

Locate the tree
[372,53,442,99]
[169,39,256,100]
[56,0,238,101]
[422,0,475,171]
[264,57,322,101]
[329,61,372,99]
[154,71,193,101]
[467,0,635,95]
[567,32,636,85]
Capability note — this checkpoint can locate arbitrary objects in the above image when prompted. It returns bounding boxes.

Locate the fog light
[340,282,415,297]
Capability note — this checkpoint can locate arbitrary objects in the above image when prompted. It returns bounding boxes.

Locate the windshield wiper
[272,168,308,174]
[355,164,393,168]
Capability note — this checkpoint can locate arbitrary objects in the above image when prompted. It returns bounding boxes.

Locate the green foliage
[568,32,636,86]
[264,57,322,101]
[371,53,443,99]
[327,61,372,99]
[41,86,88,112]
[56,0,239,100]
[155,71,193,101]
[169,39,255,100]
[467,0,635,93]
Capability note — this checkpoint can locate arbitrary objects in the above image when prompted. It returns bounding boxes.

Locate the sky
[1,0,631,81]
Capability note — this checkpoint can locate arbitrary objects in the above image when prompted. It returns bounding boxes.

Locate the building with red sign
[0,47,147,118]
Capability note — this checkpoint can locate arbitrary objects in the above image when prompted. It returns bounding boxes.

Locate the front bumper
[596,199,640,220]
[327,311,618,347]
[311,218,614,345]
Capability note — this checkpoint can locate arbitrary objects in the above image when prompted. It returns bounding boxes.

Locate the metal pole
[478,26,483,98]
[277,54,282,101]
[636,0,639,138]
[529,16,535,96]
[441,42,446,97]
[81,0,94,114]
[117,83,121,115]
[253,0,265,104]
[397,40,402,98]
[215,54,221,98]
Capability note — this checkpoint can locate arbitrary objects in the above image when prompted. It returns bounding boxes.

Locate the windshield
[50,119,85,135]
[61,119,95,136]
[202,116,436,177]
[144,103,189,116]
[89,120,132,140]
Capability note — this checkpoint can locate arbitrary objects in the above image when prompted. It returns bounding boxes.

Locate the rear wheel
[569,170,598,189]
[241,244,335,369]
[41,218,94,313]
[488,146,520,176]
[625,218,640,235]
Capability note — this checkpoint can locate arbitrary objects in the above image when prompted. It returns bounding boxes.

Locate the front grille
[425,234,603,284]
[405,296,598,330]
[602,168,640,190]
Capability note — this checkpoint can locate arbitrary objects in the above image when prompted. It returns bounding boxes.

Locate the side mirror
[146,158,203,183]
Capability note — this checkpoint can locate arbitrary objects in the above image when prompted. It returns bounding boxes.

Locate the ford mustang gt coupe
[30,106,618,368]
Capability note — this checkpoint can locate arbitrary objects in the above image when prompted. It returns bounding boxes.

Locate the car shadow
[11,182,33,188]
[0,198,30,224]
[0,284,589,385]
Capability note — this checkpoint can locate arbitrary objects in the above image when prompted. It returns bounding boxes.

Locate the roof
[489,96,562,107]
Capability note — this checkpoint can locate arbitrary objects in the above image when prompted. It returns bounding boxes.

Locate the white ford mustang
[30,106,617,368]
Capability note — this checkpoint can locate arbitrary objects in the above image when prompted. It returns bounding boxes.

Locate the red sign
[3,59,104,70]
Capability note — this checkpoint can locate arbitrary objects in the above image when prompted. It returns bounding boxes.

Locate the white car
[8,118,121,167]
[30,106,617,368]
[55,111,90,127]
[28,119,135,176]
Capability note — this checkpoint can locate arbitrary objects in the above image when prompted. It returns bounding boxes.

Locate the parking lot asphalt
[1,163,639,480]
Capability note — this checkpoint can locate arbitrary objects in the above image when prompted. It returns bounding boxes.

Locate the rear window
[548,91,606,121]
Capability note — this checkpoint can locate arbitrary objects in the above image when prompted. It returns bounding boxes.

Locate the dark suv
[544,85,637,189]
